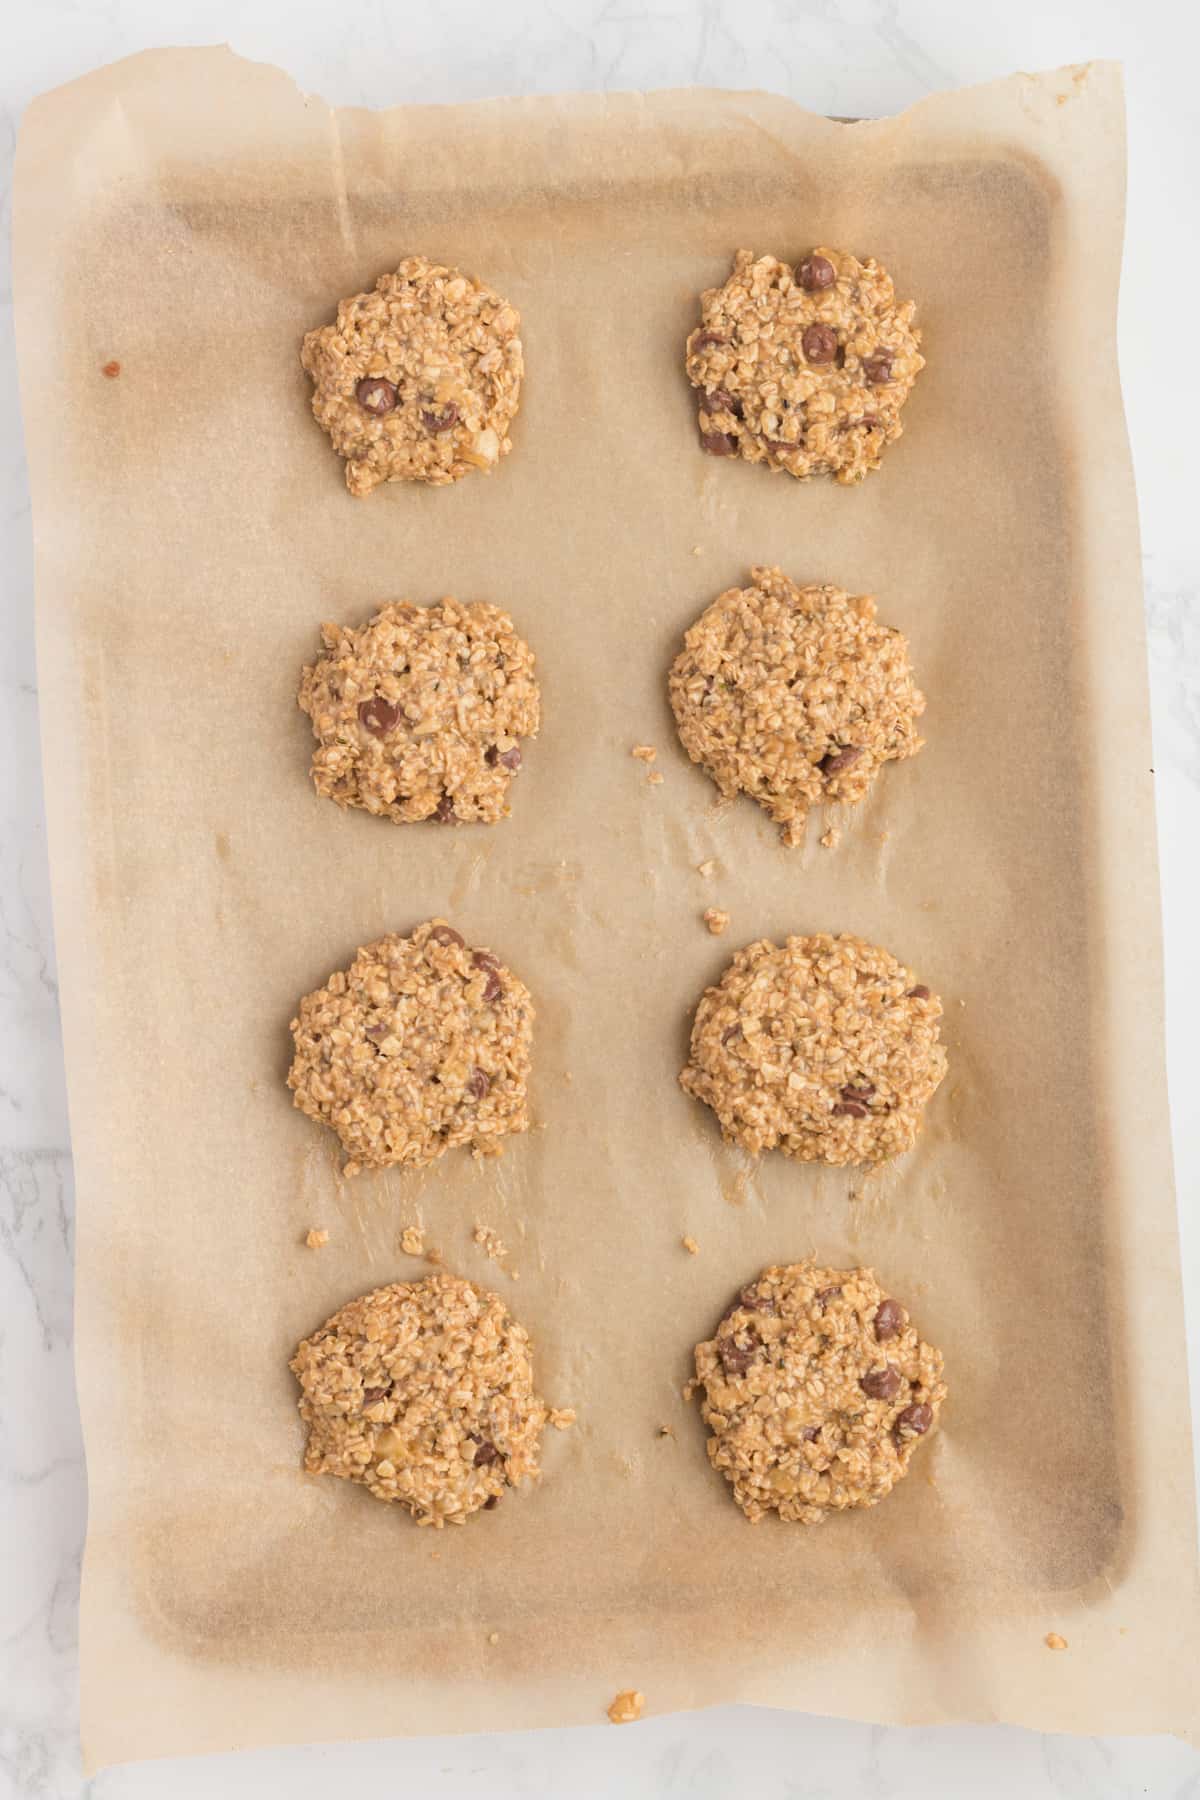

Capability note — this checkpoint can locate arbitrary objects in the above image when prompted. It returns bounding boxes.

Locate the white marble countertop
[1,2,1197,1795]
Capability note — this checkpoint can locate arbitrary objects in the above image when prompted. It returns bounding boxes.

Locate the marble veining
[1,1,1197,1794]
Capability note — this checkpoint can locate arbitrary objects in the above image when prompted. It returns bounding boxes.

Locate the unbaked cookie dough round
[668,566,924,847]
[291,1273,546,1526]
[685,247,924,484]
[301,255,523,496]
[693,1259,946,1524]
[298,598,539,825]
[680,932,946,1165]
[288,920,532,1174]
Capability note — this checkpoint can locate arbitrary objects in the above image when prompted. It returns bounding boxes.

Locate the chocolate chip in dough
[860,1364,902,1401]
[356,377,398,415]
[874,1298,906,1341]
[819,744,864,776]
[358,696,401,736]
[797,254,836,291]
[802,324,838,366]
[428,925,465,948]
[894,1402,933,1440]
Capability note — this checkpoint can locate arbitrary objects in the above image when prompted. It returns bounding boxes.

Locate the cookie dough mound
[669,567,924,846]
[685,247,924,485]
[288,921,532,1174]
[301,256,523,496]
[694,1259,946,1524]
[299,599,539,825]
[291,1272,546,1526]
[680,933,946,1165]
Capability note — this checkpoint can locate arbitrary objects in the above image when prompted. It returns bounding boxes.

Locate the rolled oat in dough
[680,932,946,1165]
[686,247,924,484]
[301,255,523,496]
[288,921,532,1175]
[668,566,925,846]
[291,1272,548,1526]
[298,598,539,825]
[694,1259,946,1523]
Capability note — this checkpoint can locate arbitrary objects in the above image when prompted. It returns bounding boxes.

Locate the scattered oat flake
[692,545,703,556]
[400,1224,425,1256]
[696,859,716,878]
[703,908,730,936]
[681,1234,700,1255]
[631,745,657,763]
[474,1223,509,1264]
[304,1228,329,1249]
[1045,1632,1068,1651]
[658,1424,675,1438]
[488,1631,500,1645]
[607,1689,645,1725]
[647,771,664,786]
[549,1407,577,1430]
[820,826,841,850]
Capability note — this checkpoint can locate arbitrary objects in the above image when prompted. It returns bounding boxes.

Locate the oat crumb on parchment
[681,1234,700,1255]
[473,1223,509,1263]
[1045,1633,1068,1651]
[821,826,841,850]
[607,1690,645,1725]
[647,771,664,786]
[696,859,716,879]
[658,1424,675,1438]
[549,1407,577,1430]
[631,745,657,763]
[703,908,730,936]
[305,1228,329,1249]
[400,1224,426,1256]
[488,1631,500,1645]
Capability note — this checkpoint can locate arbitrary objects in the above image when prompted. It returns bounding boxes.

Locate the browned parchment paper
[14,48,1198,1772]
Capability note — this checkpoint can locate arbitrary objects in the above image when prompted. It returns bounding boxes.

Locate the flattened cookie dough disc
[299,598,539,825]
[680,933,946,1165]
[291,1273,547,1526]
[288,920,532,1173]
[686,247,924,484]
[669,566,924,847]
[301,255,523,496]
[694,1260,946,1523]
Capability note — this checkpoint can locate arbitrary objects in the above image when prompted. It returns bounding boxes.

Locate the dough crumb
[696,859,716,879]
[549,1407,577,1430]
[703,908,730,936]
[400,1224,425,1256]
[101,359,121,379]
[488,1631,500,1645]
[304,1228,329,1249]
[631,745,657,763]
[607,1689,645,1725]
[658,1424,675,1438]
[692,544,703,556]
[474,1223,509,1264]
[820,826,841,850]
[647,771,664,786]
[681,1234,700,1255]
[1045,1632,1068,1651]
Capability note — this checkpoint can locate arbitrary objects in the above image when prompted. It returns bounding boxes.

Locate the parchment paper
[14,48,1198,1772]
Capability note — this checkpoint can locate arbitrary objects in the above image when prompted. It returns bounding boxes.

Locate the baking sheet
[13,47,1197,1771]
